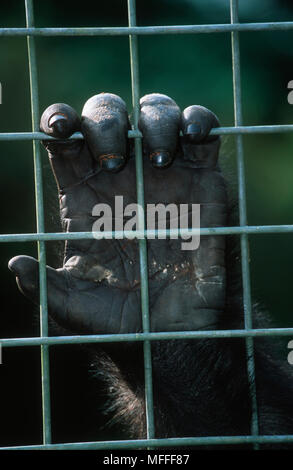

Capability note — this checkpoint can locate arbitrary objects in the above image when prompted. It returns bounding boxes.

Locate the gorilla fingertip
[8,256,18,274]
[8,255,28,276]
[40,103,80,139]
[181,105,220,144]
[48,114,70,138]
[81,93,129,173]
[8,255,37,277]
[139,93,181,169]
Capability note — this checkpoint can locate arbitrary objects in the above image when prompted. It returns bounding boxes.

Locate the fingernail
[150,151,172,168]
[48,114,69,137]
[185,123,201,135]
[99,154,126,172]
[184,123,203,144]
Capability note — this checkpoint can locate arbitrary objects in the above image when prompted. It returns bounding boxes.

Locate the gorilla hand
[8,92,225,335]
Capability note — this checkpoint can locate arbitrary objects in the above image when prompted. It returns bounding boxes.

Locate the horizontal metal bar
[1,225,293,243]
[1,434,293,450]
[0,125,293,142]
[2,326,293,348]
[214,125,293,135]
[0,131,82,141]
[1,22,293,37]
[0,130,141,141]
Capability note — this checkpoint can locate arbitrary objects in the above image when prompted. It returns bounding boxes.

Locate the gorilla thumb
[8,256,40,303]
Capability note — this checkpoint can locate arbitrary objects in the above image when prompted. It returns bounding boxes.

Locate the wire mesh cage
[1,0,293,450]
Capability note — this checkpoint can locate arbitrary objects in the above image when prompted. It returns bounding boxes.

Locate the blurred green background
[1,0,293,446]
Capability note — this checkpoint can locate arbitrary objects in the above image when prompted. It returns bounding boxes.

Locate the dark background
[1,0,293,447]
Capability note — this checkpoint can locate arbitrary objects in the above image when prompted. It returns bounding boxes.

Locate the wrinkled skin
[9,93,224,335]
[8,93,293,445]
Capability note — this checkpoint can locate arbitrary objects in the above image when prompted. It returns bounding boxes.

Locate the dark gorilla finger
[181,105,220,144]
[8,255,68,319]
[139,93,181,168]
[40,103,95,191]
[181,105,221,168]
[40,103,80,139]
[8,255,139,335]
[81,93,130,173]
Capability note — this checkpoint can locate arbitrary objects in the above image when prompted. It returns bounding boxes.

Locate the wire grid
[1,0,293,450]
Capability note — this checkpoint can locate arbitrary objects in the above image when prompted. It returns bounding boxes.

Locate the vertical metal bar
[25,0,52,444]
[127,0,155,439]
[230,0,259,442]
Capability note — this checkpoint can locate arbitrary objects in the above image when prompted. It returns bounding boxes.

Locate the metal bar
[127,0,155,441]
[230,0,259,443]
[2,433,293,451]
[2,326,293,348]
[1,21,293,36]
[2,224,293,243]
[208,125,293,135]
[25,0,51,445]
[0,130,140,141]
[1,124,293,141]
